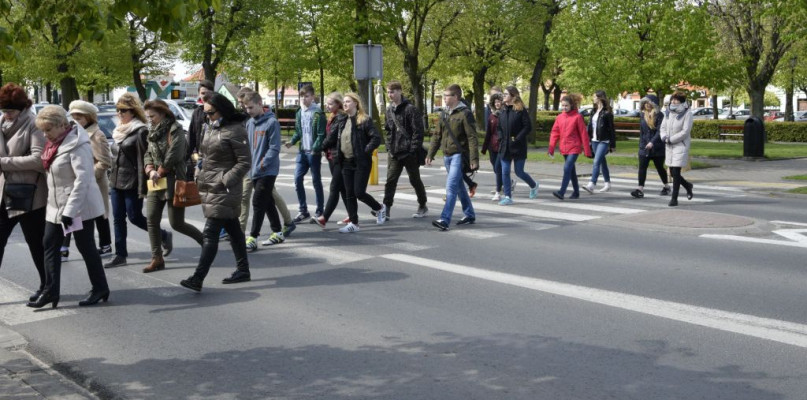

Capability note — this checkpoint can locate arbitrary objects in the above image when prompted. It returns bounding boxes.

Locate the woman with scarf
[180,93,252,292]
[105,93,169,269]
[61,101,114,261]
[314,92,348,228]
[660,92,694,207]
[481,93,504,201]
[0,83,48,302]
[142,100,203,273]
[320,92,384,233]
[28,106,109,308]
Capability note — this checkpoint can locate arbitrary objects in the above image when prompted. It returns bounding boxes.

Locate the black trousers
[0,205,46,290]
[193,217,249,281]
[383,153,427,210]
[43,219,108,296]
[342,159,382,225]
[62,215,112,249]
[638,155,668,187]
[250,175,281,238]
[323,160,346,222]
[669,167,691,201]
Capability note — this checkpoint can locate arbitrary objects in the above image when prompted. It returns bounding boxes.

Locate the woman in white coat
[27,106,110,309]
[659,92,694,207]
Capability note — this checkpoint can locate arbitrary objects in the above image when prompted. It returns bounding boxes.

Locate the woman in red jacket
[548,94,592,200]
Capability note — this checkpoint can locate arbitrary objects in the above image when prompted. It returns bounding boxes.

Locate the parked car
[691,107,718,120]
[613,108,641,118]
[163,99,191,133]
[774,111,807,122]
[579,106,593,117]
[96,111,118,147]
[32,102,51,114]
[719,109,751,120]
[764,110,784,121]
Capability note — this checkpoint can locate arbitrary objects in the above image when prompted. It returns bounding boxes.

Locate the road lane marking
[0,277,77,326]
[421,190,597,222]
[382,253,807,348]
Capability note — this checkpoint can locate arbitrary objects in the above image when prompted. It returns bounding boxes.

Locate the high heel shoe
[78,289,110,306]
[26,293,59,309]
[28,288,43,303]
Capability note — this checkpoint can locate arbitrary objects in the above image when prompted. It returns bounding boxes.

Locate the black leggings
[323,160,347,222]
[638,155,668,187]
[43,219,108,296]
[669,167,691,201]
[342,159,382,224]
[0,205,46,290]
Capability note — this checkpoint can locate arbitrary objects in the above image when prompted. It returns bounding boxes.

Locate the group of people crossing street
[0,78,697,301]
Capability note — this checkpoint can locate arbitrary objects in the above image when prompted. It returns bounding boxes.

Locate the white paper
[63,216,83,236]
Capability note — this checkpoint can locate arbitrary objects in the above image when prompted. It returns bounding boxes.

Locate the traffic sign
[353,44,383,80]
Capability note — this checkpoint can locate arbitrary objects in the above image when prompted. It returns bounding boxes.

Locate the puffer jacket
[638,95,665,158]
[384,97,423,159]
[587,108,616,150]
[45,124,105,224]
[660,103,692,168]
[322,113,381,170]
[144,120,187,200]
[0,108,47,218]
[549,110,592,157]
[497,105,532,161]
[86,123,112,218]
[197,115,251,220]
[110,124,148,195]
[428,103,479,165]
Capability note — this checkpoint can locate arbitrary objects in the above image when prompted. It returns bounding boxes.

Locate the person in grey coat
[180,93,252,292]
[659,91,694,207]
[28,106,109,308]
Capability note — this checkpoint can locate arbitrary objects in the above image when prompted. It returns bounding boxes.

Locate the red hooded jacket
[548,109,592,157]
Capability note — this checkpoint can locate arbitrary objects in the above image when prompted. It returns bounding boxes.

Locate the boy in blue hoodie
[242,92,284,251]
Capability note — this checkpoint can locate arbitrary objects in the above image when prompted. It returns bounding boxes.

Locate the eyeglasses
[203,110,217,116]
[116,108,132,114]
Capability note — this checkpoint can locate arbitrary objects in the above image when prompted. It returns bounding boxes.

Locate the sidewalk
[0,325,95,399]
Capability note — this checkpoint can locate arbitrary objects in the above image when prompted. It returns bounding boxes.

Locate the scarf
[42,126,73,170]
[147,119,171,143]
[112,119,145,144]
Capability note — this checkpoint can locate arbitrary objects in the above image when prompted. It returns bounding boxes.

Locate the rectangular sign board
[353,44,383,80]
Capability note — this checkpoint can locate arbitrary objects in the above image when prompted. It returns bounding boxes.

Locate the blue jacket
[246,111,281,178]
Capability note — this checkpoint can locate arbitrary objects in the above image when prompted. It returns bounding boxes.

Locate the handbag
[4,183,36,212]
[173,180,201,208]
[442,112,477,174]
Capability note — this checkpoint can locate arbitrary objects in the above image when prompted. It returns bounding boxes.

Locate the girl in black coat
[583,90,616,194]
[496,86,538,205]
[631,94,670,198]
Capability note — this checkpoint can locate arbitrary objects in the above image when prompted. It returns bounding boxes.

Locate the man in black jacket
[187,79,214,179]
[382,81,428,219]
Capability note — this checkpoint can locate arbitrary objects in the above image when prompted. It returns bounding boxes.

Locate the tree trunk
[552,85,562,111]
[542,84,551,111]
[747,85,765,119]
[403,54,425,113]
[87,89,94,102]
[784,85,794,121]
[254,81,259,92]
[430,79,436,114]
[132,65,146,102]
[711,94,719,120]
[528,59,544,140]
[46,82,52,104]
[0,68,3,87]
[59,76,80,109]
[319,65,325,106]
[472,68,487,130]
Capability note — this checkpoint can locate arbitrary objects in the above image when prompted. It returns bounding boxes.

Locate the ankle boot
[26,292,59,309]
[143,256,165,273]
[78,289,110,306]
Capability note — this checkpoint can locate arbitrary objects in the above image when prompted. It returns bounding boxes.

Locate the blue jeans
[441,153,475,224]
[590,141,610,184]
[488,151,502,192]
[559,154,580,196]
[294,151,324,215]
[501,158,536,197]
[110,188,150,258]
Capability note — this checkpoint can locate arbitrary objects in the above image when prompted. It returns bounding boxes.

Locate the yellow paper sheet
[147,177,168,191]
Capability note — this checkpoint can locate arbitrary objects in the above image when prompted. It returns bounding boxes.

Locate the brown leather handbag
[173,180,201,208]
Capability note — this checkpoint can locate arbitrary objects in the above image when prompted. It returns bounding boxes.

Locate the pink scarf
[41,126,72,170]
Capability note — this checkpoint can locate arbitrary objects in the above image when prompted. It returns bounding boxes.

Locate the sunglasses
[203,110,217,116]
[116,108,132,113]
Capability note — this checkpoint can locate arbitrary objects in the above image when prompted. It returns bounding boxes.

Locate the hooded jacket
[638,94,665,158]
[246,110,281,178]
[429,103,479,165]
[384,97,423,159]
[144,120,188,200]
[0,107,47,218]
[497,105,532,161]
[197,114,252,220]
[45,124,105,224]
[660,102,692,168]
[549,109,592,157]
[322,113,381,170]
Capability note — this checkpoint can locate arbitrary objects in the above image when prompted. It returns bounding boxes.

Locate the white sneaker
[598,182,611,193]
[583,182,595,194]
[376,205,387,225]
[491,192,500,201]
[339,222,360,233]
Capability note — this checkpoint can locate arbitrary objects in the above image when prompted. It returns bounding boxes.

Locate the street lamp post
[788,56,797,122]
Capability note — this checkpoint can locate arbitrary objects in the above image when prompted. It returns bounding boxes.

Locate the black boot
[668,198,679,207]
[181,275,204,292]
[222,269,251,284]
[28,288,43,303]
[26,292,59,309]
[78,289,110,306]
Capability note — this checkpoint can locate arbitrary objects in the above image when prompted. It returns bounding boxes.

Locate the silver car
[691,107,717,120]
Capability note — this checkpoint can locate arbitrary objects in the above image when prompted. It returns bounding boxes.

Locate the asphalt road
[1,154,806,399]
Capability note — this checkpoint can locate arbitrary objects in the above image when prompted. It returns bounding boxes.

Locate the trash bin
[743,116,766,158]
